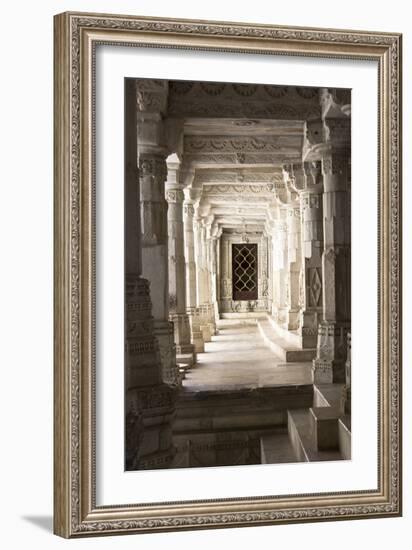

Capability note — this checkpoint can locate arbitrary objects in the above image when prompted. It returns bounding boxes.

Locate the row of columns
[277,113,350,385]
[125,80,351,470]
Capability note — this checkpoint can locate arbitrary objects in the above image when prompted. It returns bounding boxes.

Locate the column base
[301,328,318,349]
[341,385,351,415]
[200,325,212,343]
[301,310,321,348]
[187,307,205,353]
[126,383,177,471]
[287,309,301,331]
[312,321,349,384]
[170,313,196,366]
[312,358,346,384]
[176,343,196,367]
[192,332,205,353]
[153,320,179,386]
[276,307,289,330]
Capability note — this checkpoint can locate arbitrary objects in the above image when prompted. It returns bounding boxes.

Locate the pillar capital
[165,188,184,204]
[138,152,167,180]
[183,202,195,218]
[135,79,168,114]
[184,186,202,205]
[320,87,351,119]
[323,116,350,145]
[303,161,322,190]
[303,114,350,161]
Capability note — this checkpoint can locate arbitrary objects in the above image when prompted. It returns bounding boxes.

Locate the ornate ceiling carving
[184,135,302,153]
[168,83,321,120]
[202,183,277,196]
[194,169,283,185]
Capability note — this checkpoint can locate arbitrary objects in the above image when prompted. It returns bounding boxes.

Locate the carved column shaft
[286,204,302,330]
[209,235,219,326]
[272,216,289,327]
[136,87,178,386]
[183,195,204,353]
[193,214,203,307]
[183,201,197,309]
[166,187,186,314]
[125,79,176,471]
[139,152,169,320]
[165,170,196,365]
[312,117,351,383]
[300,161,323,348]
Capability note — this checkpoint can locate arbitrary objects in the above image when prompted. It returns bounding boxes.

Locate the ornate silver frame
[53,11,402,537]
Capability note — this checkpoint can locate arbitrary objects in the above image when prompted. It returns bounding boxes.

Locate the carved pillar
[343,331,351,414]
[311,116,351,383]
[219,234,232,313]
[166,157,196,366]
[286,203,302,330]
[299,161,324,348]
[136,79,178,385]
[272,214,289,327]
[183,188,204,353]
[125,79,176,471]
[216,229,221,304]
[266,230,273,309]
[281,164,304,332]
[192,211,209,342]
[259,233,270,312]
[198,220,215,340]
[209,228,220,325]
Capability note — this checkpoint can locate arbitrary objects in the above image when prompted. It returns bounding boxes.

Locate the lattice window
[232,243,258,301]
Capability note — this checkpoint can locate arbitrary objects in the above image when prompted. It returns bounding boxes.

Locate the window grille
[232,243,258,301]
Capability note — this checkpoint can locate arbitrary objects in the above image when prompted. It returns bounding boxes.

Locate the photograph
[124,79,352,471]
[52,10,401,537]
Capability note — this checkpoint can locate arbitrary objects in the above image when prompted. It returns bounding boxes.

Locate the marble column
[219,234,232,312]
[281,164,304,332]
[259,233,270,312]
[266,231,273,310]
[125,79,176,471]
[343,332,351,414]
[286,202,302,331]
[198,220,214,341]
[299,161,324,348]
[165,157,196,366]
[311,117,351,383]
[183,189,205,353]
[136,79,178,386]
[272,214,289,327]
[209,229,220,326]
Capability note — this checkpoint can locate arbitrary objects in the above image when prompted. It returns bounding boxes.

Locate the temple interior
[125,79,351,470]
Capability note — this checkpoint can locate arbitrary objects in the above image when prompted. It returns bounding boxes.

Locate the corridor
[182,319,312,391]
[124,79,352,470]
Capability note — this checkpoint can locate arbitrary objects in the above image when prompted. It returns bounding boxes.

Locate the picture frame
[53,11,402,538]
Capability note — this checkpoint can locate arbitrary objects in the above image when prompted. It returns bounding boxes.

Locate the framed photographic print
[53,11,402,537]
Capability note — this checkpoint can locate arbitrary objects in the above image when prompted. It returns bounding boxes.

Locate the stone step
[260,432,304,464]
[257,319,316,362]
[314,383,345,408]
[339,415,351,460]
[177,363,190,380]
[175,385,313,433]
[267,315,302,348]
[287,409,344,462]
[177,353,195,367]
[309,406,342,451]
[220,312,267,320]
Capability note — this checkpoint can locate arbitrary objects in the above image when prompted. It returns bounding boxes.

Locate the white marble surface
[183,319,312,390]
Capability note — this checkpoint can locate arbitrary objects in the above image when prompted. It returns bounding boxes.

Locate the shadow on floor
[21,515,53,533]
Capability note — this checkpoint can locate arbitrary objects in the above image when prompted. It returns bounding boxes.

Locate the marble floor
[183,319,312,391]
